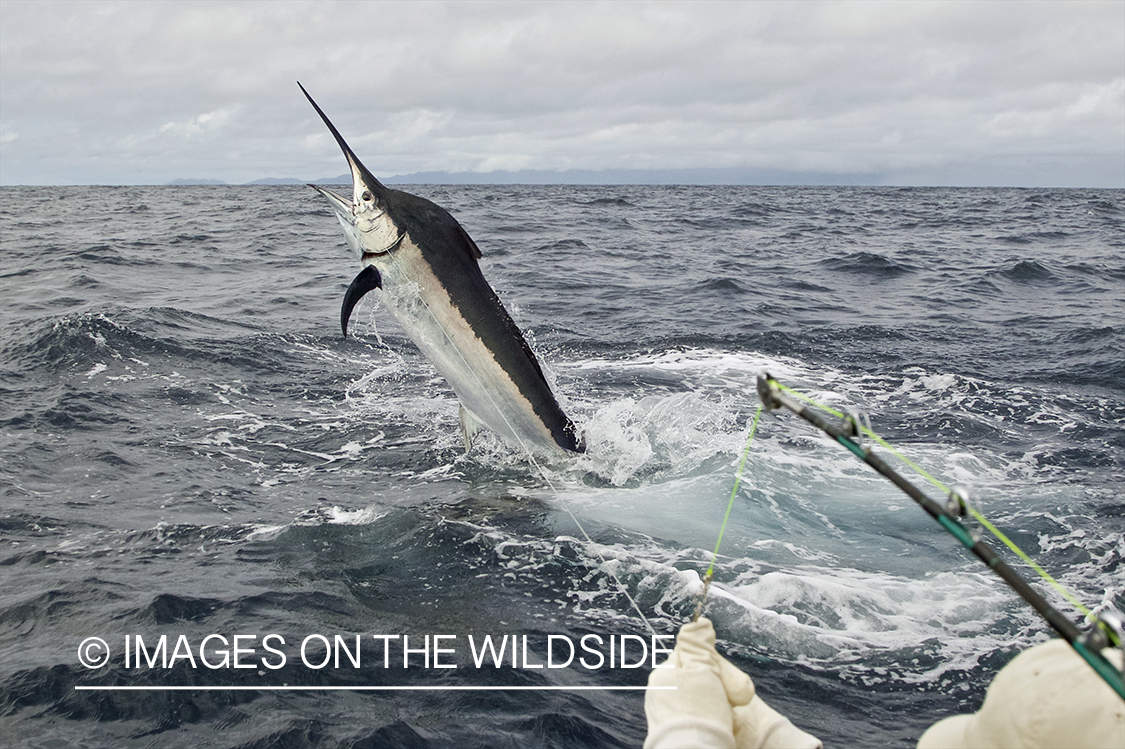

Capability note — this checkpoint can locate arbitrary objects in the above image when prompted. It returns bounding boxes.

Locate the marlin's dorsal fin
[456,224,483,260]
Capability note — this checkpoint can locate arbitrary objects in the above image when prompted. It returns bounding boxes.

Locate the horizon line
[3,181,1121,189]
[3,166,1122,190]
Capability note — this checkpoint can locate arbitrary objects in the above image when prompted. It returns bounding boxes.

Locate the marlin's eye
[361,191,372,202]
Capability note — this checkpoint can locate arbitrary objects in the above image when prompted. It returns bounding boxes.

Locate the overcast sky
[1,0,1122,186]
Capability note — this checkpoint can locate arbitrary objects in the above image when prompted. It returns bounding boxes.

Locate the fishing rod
[754,373,1124,700]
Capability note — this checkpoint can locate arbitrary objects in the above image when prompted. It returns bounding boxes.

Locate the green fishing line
[693,405,764,621]
[707,405,764,578]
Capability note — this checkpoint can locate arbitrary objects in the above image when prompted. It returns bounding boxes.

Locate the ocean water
[1,184,1122,747]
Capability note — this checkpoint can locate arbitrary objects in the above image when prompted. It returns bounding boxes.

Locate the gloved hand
[644,616,823,749]
[733,694,823,749]
[644,617,754,749]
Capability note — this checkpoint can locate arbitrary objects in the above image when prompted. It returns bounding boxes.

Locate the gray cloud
[1,0,1122,185]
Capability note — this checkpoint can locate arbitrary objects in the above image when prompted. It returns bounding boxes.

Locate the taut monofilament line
[692,405,763,623]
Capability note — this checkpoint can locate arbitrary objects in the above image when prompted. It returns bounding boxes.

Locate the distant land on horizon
[166,167,892,187]
[155,165,1125,188]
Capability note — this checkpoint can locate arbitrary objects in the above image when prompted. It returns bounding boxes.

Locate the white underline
[74,685,671,692]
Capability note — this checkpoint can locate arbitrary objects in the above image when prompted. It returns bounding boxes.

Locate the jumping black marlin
[299,83,583,455]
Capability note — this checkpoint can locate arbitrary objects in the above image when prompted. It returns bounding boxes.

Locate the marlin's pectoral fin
[341,265,383,337]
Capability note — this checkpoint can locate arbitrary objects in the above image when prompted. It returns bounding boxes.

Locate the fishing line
[381,250,658,638]
[757,373,1125,699]
[692,405,763,622]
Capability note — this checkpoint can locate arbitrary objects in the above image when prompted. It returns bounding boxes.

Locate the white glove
[644,616,823,749]
[733,694,823,749]
[644,617,754,749]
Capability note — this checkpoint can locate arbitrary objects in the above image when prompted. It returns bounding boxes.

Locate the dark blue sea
[1,184,1122,747]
